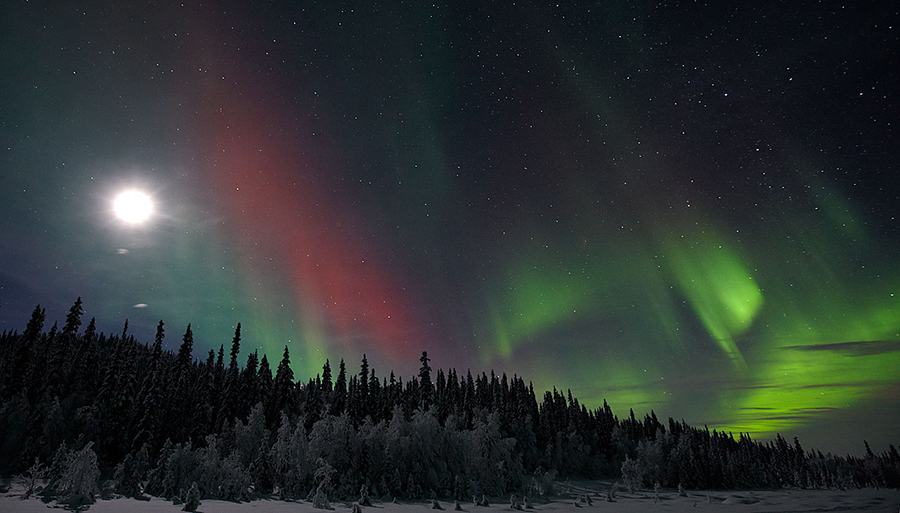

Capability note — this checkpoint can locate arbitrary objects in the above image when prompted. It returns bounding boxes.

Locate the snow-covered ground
[2,481,898,513]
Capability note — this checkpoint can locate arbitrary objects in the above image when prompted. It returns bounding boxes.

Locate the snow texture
[2,480,900,512]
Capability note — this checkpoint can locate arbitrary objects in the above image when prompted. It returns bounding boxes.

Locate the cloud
[790,407,840,413]
[700,406,847,432]
[726,384,778,391]
[796,382,879,390]
[782,340,900,357]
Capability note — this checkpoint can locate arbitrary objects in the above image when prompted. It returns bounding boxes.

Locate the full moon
[113,190,154,224]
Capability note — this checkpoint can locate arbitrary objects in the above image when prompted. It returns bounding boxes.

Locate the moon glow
[113,190,154,224]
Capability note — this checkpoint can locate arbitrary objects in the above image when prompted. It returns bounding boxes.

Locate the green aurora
[0,1,896,455]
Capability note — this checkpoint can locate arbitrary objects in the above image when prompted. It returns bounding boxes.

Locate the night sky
[1,1,897,455]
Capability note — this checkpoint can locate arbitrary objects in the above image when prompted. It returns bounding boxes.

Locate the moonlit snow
[2,480,898,513]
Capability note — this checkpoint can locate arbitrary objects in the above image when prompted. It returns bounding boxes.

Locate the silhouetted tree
[273,346,294,416]
[2,299,898,498]
[62,297,84,337]
[419,351,433,411]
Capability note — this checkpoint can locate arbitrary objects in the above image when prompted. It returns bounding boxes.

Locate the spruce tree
[419,351,433,411]
[210,344,226,429]
[83,317,97,343]
[133,320,165,450]
[273,346,294,415]
[5,305,44,397]
[257,354,274,425]
[322,359,333,395]
[239,350,259,418]
[215,344,225,379]
[368,367,381,420]
[218,324,243,427]
[359,354,369,397]
[347,375,360,421]
[229,323,242,370]
[97,336,127,460]
[190,353,214,444]
[463,371,475,428]
[62,297,84,336]
[358,354,369,419]
[176,324,194,371]
[331,359,347,416]
[23,304,45,342]
[171,324,195,441]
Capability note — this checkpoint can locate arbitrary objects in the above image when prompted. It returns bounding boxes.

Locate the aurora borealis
[0,1,896,455]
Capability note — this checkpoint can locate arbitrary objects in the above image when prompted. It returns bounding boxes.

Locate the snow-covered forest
[1,299,898,508]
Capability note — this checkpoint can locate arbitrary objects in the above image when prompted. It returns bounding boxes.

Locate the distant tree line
[0,299,897,506]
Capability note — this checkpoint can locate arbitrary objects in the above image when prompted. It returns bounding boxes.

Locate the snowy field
[2,481,898,513]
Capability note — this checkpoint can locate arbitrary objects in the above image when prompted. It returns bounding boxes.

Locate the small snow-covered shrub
[528,468,557,497]
[182,482,201,512]
[113,453,143,497]
[359,484,373,506]
[212,453,253,501]
[312,458,335,510]
[621,456,643,494]
[17,458,47,498]
[54,442,100,507]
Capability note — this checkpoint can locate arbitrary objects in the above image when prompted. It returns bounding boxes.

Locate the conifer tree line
[0,299,898,504]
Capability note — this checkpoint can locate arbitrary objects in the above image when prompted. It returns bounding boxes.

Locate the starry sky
[1,1,897,455]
